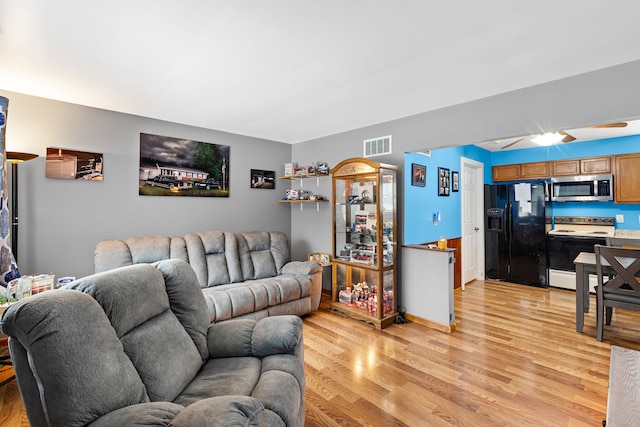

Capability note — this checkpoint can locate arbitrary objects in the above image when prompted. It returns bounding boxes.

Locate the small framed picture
[250,169,275,189]
[411,163,426,187]
[308,252,331,265]
[452,171,459,192]
[438,167,450,196]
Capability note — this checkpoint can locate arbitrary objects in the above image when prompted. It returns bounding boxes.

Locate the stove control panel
[553,216,615,225]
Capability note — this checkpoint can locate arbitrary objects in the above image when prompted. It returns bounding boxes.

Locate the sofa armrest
[281,260,321,276]
[282,260,323,311]
[207,316,303,359]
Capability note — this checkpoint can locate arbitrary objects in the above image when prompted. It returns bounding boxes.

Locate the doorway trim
[460,156,485,289]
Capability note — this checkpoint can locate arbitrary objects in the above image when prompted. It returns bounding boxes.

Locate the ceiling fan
[500,122,628,150]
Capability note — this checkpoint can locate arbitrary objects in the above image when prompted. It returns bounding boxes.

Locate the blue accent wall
[405,134,640,244]
[404,145,490,244]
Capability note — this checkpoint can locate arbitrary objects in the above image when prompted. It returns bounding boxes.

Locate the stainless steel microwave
[550,174,613,202]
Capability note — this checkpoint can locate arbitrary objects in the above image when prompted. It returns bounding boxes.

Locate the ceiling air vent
[363,135,392,157]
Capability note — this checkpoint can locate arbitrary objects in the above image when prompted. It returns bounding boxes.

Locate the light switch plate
[616,214,625,223]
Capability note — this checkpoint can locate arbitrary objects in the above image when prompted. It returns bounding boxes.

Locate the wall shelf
[278,199,328,211]
[279,173,328,187]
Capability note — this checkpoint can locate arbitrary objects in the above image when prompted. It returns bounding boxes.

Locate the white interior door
[461,157,484,287]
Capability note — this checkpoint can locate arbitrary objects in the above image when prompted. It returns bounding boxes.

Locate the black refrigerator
[485,182,548,288]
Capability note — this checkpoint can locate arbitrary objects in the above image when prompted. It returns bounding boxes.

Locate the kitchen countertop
[614,229,640,238]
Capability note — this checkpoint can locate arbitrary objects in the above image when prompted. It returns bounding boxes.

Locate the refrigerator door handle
[506,202,512,241]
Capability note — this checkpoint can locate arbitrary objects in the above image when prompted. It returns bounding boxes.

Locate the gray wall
[1,90,292,280]
[292,59,640,261]
[4,59,640,282]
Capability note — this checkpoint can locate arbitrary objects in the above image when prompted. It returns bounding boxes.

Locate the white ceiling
[2,1,640,144]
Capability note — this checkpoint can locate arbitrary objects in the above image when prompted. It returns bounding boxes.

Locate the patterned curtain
[0,96,21,291]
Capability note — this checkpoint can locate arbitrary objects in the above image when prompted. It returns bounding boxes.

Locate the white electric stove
[547,216,615,291]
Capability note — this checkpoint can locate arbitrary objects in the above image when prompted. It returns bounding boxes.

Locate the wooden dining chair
[595,244,640,342]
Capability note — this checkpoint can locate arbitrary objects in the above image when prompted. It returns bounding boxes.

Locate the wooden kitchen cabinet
[493,162,550,182]
[520,161,550,179]
[581,156,611,174]
[614,153,640,203]
[553,156,612,176]
[492,165,520,181]
[552,159,581,176]
[492,164,520,181]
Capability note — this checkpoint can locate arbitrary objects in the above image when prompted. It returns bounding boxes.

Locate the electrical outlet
[616,214,624,224]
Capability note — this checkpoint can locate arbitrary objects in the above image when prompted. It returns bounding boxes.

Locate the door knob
[475,227,480,231]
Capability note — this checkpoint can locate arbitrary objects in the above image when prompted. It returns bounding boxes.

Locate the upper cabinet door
[614,154,640,203]
[492,164,520,181]
[520,162,550,180]
[552,159,581,176]
[581,156,611,174]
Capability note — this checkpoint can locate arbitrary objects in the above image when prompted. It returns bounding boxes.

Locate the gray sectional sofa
[94,231,323,324]
[1,260,306,426]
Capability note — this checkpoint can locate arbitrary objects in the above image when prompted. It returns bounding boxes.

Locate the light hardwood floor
[1,280,638,426]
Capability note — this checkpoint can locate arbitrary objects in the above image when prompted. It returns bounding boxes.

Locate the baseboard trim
[404,312,456,334]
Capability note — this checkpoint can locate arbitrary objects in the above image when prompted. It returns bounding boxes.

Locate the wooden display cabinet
[330,158,397,329]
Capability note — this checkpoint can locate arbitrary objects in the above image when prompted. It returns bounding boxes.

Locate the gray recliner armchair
[0,259,305,427]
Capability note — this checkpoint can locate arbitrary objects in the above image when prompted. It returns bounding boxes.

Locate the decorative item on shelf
[284,162,296,176]
[283,189,299,200]
[316,162,329,175]
[297,190,312,200]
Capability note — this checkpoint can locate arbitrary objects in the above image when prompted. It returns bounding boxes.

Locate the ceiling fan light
[532,132,564,146]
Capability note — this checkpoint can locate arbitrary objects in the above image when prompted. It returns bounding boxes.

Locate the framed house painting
[139,133,230,197]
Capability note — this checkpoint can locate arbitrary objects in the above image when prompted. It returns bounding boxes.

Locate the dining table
[573,251,612,333]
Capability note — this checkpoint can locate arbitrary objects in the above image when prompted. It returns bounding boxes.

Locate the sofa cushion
[174,357,262,406]
[200,274,311,323]
[170,396,285,427]
[88,402,184,427]
[185,231,243,287]
[237,232,289,281]
[66,262,205,402]
[126,235,174,264]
